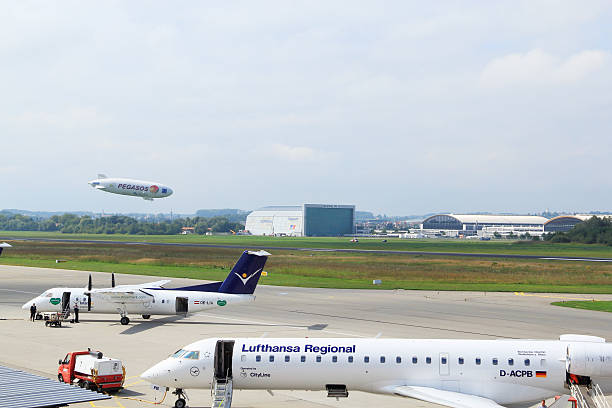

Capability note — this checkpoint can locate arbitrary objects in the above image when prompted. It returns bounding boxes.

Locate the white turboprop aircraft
[88,174,173,200]
[142,335,612,408]
[22,250,269,325]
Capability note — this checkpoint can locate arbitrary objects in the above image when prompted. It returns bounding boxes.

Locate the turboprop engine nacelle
[565,335,612,377]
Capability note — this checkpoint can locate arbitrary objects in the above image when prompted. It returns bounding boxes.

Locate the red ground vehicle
[58,350,125,392]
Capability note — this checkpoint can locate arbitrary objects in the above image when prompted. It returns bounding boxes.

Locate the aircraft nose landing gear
[172,388,187,408]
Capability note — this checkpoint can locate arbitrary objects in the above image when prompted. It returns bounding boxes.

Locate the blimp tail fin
[97,174,107,179]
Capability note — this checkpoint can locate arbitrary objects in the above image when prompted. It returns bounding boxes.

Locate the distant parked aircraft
[88,174,173,200]
[0,242,11,256]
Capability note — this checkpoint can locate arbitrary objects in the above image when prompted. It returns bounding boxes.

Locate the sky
[1,1,612,215]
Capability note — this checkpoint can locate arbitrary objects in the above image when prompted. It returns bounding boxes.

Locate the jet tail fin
[218,250,270,295]
[97,173,107,179]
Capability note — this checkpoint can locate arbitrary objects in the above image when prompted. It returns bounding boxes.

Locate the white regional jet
[142,335,612,408]
[22,250,269,325]
[88,174,173,200]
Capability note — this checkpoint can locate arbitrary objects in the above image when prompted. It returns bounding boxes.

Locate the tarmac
[2,264,612,408]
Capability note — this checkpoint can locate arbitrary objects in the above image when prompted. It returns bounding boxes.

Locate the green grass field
[551,301,612,313]
[3,240,612,293]
[2,230,612,257]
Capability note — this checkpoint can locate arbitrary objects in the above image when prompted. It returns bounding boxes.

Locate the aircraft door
[214,340,235,380]
[439,352,450,376]
[175,297,188,314]
[61,292,71,313]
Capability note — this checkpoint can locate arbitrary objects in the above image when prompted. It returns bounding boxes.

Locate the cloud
[9,107,112,129]
[480,49,611,88]
[269,144,319,162]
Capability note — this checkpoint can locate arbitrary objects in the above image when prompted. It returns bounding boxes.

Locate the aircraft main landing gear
[172,388,187,408]
[120,316,130,325]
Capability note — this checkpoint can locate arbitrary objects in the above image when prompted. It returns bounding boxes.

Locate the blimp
[88,174,173,201]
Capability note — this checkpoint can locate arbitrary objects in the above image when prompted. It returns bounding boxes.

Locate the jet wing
[391,386,505,408]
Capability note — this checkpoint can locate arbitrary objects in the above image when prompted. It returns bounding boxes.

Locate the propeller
[112,272,115,288]
[87,274,92,311]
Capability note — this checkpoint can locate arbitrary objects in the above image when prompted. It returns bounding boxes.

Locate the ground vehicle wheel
[58,374,63,382]
[174,398,186,408]
[45,321,49,327]
[142,315,151,319]
[78,381,85,388]
[120,316,130,325]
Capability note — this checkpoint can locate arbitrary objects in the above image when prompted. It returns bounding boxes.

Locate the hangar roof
[424,214,549,225]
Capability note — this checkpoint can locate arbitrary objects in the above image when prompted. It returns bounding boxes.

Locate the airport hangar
[421,213,612,237]
[420,214,549,237]
[245,204,355,236]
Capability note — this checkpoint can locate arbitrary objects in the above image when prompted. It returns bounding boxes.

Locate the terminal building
[245,204,355,237]
[421,214,549,237]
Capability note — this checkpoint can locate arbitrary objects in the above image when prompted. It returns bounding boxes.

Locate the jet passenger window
[458,357,464,365]
[396,357,401,364]
[412,357,417,364]
[441,357,447,364]
[380,356,386,363]
[332,356,337,363]
[269,355,274,362]
[301,356,306,362]
[348,356,353,363]
[476,358,481,365]
[508,358,514,366]
[285,355,290,362]
[426,357,431,364]
[524,359,530,366]
[364,356,370,363]
[256,355,261,362]
[492,358,498,365]
[316,356,321,363]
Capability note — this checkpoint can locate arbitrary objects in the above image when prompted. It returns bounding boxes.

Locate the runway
[2,264,612,408]
[3,236,612,262]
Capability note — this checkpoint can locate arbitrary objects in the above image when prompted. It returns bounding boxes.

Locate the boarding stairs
[570,382,611,408]
[211,377,233,408]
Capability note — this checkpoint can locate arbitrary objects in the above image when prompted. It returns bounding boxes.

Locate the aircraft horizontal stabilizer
[392,386,505,408]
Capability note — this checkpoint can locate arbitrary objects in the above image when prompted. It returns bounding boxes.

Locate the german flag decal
[536,371,547,378]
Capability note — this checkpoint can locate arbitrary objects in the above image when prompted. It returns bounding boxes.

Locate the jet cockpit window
[183,351,199,360]
[44,292,52,297]
[171,349,186,358]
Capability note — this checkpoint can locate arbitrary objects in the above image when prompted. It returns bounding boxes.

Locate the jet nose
[141,359,175,386]
[22,300,32,310]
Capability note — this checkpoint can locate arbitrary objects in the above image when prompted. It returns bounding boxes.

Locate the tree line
[544,216,612,246]
[0,213,244,235]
